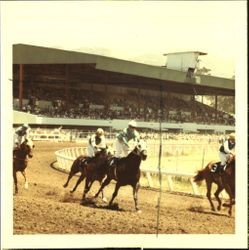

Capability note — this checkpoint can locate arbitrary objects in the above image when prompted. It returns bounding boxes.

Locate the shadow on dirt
[80,198,125,211]
[188,206,230,217]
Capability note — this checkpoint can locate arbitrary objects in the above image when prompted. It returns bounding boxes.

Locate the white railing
[141,168,200,195]
[55,147,87,172]
[54,147,202,196]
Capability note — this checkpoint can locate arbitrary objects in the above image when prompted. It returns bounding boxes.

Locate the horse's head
[21,139,35,158]
[227,154,235,170]
[134,140,147,161]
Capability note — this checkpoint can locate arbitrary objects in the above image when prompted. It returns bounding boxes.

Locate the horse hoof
[63,184,67,188]
[136,209,142,213]
[70,190,74,193]
[24,182,28,189]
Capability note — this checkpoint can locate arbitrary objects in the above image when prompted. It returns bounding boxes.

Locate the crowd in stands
[14,86,235,126]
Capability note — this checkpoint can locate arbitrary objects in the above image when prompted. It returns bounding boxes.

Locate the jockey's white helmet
[96,128,104,136]
[228,132,235,140]
[128,120,137,128]
[22,123,29,129]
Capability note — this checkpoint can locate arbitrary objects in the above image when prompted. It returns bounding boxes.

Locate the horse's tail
[193,167,209,185]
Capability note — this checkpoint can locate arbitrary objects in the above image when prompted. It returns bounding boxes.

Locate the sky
[1,1,247,78]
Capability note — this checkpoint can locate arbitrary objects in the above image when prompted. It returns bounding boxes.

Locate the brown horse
[63,148,110,201]
[13,139,35,194]
[94,140,148,211]
[193,154,235,216]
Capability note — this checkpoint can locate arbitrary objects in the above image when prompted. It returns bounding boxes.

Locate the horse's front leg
[133,182,141,212]
[13,170,18,194]
[214,184,224,211]
[21,170,28,189]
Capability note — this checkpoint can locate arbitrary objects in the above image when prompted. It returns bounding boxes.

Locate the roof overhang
[13,44,235,96]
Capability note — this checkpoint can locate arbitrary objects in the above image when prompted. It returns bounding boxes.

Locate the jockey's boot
[211,163,218,173]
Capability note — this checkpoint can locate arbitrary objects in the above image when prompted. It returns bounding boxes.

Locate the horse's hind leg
[81,179,94,201]
[224,184,233,216]
[214,185,223,211]
[206,180,215,211]
[109,183,121,207]
[94,177,111,198]
[63,160,81,188]
[70,173,85,193]
[21,170,28,189]
[13,170,18,194]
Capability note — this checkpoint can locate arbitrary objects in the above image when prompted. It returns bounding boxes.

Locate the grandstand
[13,44,235,133]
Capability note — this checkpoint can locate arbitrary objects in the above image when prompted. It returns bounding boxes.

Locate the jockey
[85,128,107,163]
[13,123,31,150]
[111,120,140,165]
[212,132,235,173]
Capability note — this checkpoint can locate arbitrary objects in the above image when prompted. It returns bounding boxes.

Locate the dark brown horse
[63,148,110,201]
[13,139,35,194]
[94,140,148,211]
[193,154,235,216]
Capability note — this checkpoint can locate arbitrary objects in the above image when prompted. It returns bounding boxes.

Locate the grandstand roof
[13,44,235,96]
[163,51,207,56]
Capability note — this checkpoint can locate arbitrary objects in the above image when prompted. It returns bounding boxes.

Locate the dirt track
[13,141,235,234]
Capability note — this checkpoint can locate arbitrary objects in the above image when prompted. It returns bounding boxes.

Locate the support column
[19,64,23,110]
[215,95,218,119]
[65,64,69,104]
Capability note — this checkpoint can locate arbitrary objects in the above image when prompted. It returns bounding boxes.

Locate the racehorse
[94,140,147,212]
[13,139,34,194]
[193,154,235,216]
[63,148,110,200]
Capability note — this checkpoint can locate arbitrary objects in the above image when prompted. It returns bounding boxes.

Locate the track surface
[13,141,235,234]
